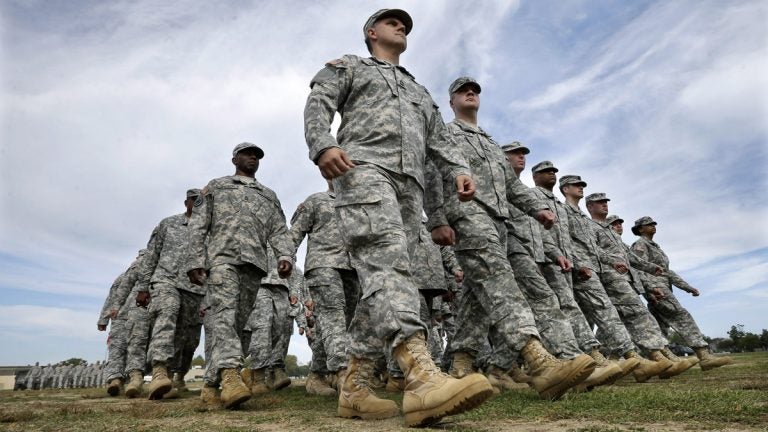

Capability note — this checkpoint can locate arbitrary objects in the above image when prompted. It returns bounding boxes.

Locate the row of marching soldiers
[17,361,106,390]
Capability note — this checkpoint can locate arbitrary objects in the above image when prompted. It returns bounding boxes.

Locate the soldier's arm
[289,197,314,254]
[424,159,449,231]
[187,186,214,273]
[137,222,165,292]
[627,247,661,275]
[666,269,697,293]
[304,58,353,163]
[267,198,296,273]
[98,274,122,325]
[439,244,461,275]
[502,161,548,217]
[424,106,472,192]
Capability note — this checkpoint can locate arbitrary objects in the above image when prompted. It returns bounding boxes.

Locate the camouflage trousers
[572,274,634,356]
[125,301,151,373]
[541,262,600,352]
[599,272,668,352]
[332,164,427,360]
[143,283,203,373]
[647,286,707,348]
[428,321,445,366]
[387,292,433,378]
[246,284,292,370]
[308,318,330,374]
[507,252,582,359]
[449,213,539,361]
[201,295,217,385]
[104,318,128,381]
[306,267,361,372]
[206,263,263,378]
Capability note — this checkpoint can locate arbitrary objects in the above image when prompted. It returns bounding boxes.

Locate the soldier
[559,176,673,382]
[498,143,624,391]
[304,298,337,396]
[129,188,205,400]
[289,180,361,392]
[304,9,492,427]
[427,77,595,401]
[586,194,695,378]
[243,250,302,393]
[631,217,733,370]
[186,142,294,409]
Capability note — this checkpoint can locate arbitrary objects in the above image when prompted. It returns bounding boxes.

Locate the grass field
[1,352,766,431]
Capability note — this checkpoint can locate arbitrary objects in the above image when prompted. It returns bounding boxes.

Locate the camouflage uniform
[136,211,204,373]
[531,184,601,352]
[424,119,545,361]
[631,236,708,348]
[200,295,217,385]
[290,190,360,373]
[187,174,294,383]
[563,198,635,356]
[589,212,668,352]
[246,251,302,371]
[104,254,145,382]
[304,54,470,359]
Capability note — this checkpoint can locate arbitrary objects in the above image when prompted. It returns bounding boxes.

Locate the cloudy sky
[1,0,766,367]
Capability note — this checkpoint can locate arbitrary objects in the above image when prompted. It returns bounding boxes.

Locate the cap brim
[379,9,413,34]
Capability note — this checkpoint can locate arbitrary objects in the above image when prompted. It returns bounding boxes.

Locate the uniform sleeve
[628,248,660,275]
[541,228,565,262]
[267,198,296,266]
[137,222,165,292]
[503,162,547,216]
[303,59,353,163]
[289,198,314,254]
[440,245,461,274]
[97,274,122,325]
[187,185,214,272]
[666,269,696,293]
[424,107,472,183]
[424,159,449,230]
[111,259,141,311]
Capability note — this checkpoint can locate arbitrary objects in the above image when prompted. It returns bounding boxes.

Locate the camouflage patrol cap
[232,142,264,159]
[363,9,413,37]
[500,141,530,154]
[585,192,610,203]
[631,216,657,235]
[606,214,624,225]
[531,160,558,173]
[448,76,481,97]
[186,188,202,198]
[558,175,587,188]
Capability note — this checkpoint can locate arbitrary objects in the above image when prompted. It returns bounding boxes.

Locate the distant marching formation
[16,361,106,391]
[87,7,734,428]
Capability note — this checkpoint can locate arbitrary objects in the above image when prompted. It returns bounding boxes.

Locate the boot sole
[223,391,252,409]
[403,376,494,427]
[125,387,141,398]
[106,386,120,397]
[573,365,624,392]
[534,357,595,400]
[148,381,173,400]
[272,379,291,391]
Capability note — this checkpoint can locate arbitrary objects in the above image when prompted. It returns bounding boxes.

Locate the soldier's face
[232,148,261,173]
[505,150,526,171]
[533,170,557,188]
[589,200,609,217]
[611,222,624,235]
[640,224,657,235]
[369,17,407,51]
[184,197,196,212]
[564,184,584,199]
[450,85,480,111]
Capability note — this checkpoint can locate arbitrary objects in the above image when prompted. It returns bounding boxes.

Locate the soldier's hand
[613,262,629,274]
[577,267,592,281]
[306,328,313,338]
[136,291,151,307]
[97,324,107,331]
[188,268,207,286]
[431,225,455,246]
[690,288,700,297]
[534,209,556,229]
[442,290,455,303]
[317,147,355,179]
[110,309,118,320]
[653,266,663,276]
[304,299,315,311]
[453,269,464,283]
[650,287,665,300]
[289,295,298,305]
[455,175,476,202]
[277,260,293,278]
[556,256,573,272]
[298,327,305,336]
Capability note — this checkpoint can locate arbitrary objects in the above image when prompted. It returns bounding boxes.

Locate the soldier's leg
[201,296,218,386]
[271,288,293,368]
[339,269,362,327]
[648,289,707,348]
[170,291,204,376]
[572,277,635,356]
[248,288,274,371]
[508,253,582,359]
[125,305,151,375]
[541,263,600,352]
[307,268,349,373]
[147,283,181,366]
[600,277,668,352]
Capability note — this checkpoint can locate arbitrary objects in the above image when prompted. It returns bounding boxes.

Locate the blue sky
[1,0,766,366]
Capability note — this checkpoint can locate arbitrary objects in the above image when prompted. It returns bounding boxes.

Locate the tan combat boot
[337,357,399,420]
[394,332,493,427]
[200,385,223,410]
[331,368,346,391]
[305,372,336,396]
[508,363,533,384]
[220,368,252,409]
[624,350,672,383]
[695,347,733,371]
[385,375,405,392]
[657,347,695,379]
[448,351,476,379]
[147,363,173,400]
[369,371,385,389]
[521,338,595,400]
[610,354,641,378]
[271,368,291,390]
[172,372,188,392]
[574,349,625,392]
[248,368,270,394]
[124,370,144,398]
[106,377,123,397]
[486,366,527,391]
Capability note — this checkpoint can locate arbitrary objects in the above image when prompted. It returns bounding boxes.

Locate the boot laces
[408,338,441,375]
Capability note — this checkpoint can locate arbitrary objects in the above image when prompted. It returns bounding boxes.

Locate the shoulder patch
[193,195,205,207]
[325,58,343,66]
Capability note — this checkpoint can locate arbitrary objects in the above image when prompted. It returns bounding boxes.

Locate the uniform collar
[452,118,490,137]
[232,175,262,189]
[364,57,415,79]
